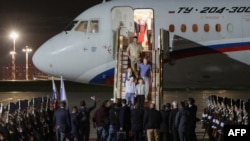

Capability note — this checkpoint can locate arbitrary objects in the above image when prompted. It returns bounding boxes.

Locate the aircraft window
[169,24,175,32]
[227,23,233,32]
[75,21,88,32]
[64,20,78,31]
[215,24,221,32]
[89,20,99,33]
[204,24,209,32]
[181,24,186,32]
[192,24,198,32]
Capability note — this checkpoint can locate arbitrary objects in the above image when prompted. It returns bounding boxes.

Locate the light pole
[9,51,16,80]
[10,32,18,80]
[22,46,32,80]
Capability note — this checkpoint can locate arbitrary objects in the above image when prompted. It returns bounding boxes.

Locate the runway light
[9,51,16,55]
[9,32,19,80]
[22,46,32,80]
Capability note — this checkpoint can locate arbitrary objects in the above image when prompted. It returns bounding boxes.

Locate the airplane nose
[32,32,91,80]
[32,33,77,76]
[32,41,52,74]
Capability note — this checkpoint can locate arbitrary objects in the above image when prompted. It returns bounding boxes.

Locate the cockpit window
[89,20,99,33]
[75,21,88,32]
[64,20,78,31]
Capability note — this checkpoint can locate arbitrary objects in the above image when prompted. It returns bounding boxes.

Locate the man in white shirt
[135,78,146,109]
[125,75,136,105]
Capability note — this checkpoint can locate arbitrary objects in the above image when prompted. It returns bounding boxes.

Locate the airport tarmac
[0,89,249,140]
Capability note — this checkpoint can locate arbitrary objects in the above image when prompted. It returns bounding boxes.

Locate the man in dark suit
[169,101,179,141]
[187,98,198,141]
[175,101,190,141]
[143,103,162,141]
[70,106,80,141]
[53,101,70,141]
[79,96,96,141]
[119,99,131,141]
[107,102,121,141]
[160,103,171,141]
[131,103,144,141]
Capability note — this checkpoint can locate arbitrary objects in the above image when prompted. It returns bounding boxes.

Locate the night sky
[0,0,103,67]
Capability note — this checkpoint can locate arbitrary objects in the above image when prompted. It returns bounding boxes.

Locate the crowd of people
[201,95,250,141]
[92,97,198,141]
[0,97,57,141]
[53,96,97,141]
[0,94,200,141]
[4,91,249,141]
[0,96,97,141]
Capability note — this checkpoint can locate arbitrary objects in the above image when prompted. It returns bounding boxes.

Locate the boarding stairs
[113,27,164,109]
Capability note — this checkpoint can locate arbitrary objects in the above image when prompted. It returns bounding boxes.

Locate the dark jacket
[187,104,197,129]
[175,108,190,132]
[109,104,120,128]
[160,109,171,132]
[143,108,161,129]
[70,112,80,136]
[79,100,96,124]
[119,105,131,130]
[92,106,109,127]
[123,72,135,83]
[53,108,70,133]
[131,108,144,131]
[169,108,178,132]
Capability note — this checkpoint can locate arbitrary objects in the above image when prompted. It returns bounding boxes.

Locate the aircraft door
[154,28,170,109]
[111,7,134,33]
[242,15,250,40]
[111,7,134,101]
[160,28,170,59]
[111,7,134,55]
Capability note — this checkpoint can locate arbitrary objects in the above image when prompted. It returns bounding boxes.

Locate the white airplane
[32,0,250,90]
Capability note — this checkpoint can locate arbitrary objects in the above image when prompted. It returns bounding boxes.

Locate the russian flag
[51,76,58,101]
[0,103,2,114]
[60,75,68,102]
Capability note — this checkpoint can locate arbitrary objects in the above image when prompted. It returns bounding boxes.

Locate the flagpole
[52,76,58,109]
[6,102,10,123]
[0,103,2,119]
[52,76,58,101]
[60,74,68,109]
